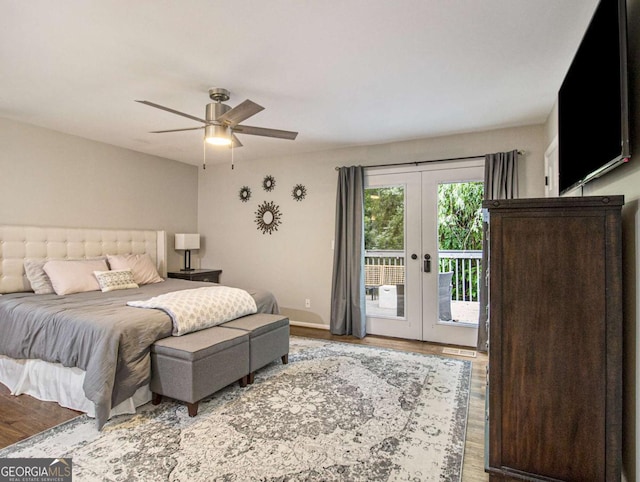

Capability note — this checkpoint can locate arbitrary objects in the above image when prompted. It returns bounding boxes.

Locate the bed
[0,225,278,429]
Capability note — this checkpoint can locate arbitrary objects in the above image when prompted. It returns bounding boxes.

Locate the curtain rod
[334,150,524,171]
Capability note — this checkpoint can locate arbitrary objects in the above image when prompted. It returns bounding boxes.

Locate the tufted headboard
[0,225,167,294]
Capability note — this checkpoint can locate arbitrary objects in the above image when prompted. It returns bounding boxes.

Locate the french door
[364,161,483,346]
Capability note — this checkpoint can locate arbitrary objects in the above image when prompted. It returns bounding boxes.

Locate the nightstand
[167,269,222,283]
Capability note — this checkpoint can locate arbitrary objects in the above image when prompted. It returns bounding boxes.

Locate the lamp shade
[175,233,200,250]
[205,124,232,146]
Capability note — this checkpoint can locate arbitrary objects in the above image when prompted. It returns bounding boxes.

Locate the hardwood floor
[0,383,80,449]
[0,327,488,481]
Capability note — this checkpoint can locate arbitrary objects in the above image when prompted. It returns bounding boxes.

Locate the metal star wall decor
[292,183,307,201]
[239,186,252,202]
[262,175,276,192]
[255,200,282,235]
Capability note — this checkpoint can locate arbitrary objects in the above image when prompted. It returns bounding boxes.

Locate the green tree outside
[365,182,483,300]
[364,182,483,251]
[438,182,483,300]
[437,182,483,251]
[364,187,404,250]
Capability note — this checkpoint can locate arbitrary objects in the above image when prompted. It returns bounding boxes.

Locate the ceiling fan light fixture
[205,124,232,146]
[138,88,298,157]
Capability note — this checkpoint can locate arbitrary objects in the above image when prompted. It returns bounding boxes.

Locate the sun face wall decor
[255,201,282,235]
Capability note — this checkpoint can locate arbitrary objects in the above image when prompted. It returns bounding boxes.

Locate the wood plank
[0,383,80,449]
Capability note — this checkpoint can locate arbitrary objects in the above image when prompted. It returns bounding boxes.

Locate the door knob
[424,254,431,273]
[411,254,418,260]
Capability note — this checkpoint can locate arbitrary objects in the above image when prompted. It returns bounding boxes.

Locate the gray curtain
[477,150,519,351]
[330,166,366,338]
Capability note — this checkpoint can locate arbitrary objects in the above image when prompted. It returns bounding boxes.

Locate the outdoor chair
[364,265,382,300]
[439,271,453,321]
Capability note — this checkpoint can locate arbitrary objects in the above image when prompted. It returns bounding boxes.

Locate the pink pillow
[43,259,109,295]
[107,254,163,285]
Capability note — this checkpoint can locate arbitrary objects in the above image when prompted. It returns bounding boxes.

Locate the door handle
[423,254,431,273]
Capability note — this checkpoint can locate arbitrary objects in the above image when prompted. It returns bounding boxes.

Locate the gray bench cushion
[223,313,288,335]
[224,313,289,376]
[151,326,248,361]
[150,313,289,411]
[151,326,250,407]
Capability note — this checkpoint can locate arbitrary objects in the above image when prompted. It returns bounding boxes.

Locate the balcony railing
[438,250,482,302]
[364,249,482,302]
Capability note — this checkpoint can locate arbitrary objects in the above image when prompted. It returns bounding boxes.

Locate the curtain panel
[330,166,366,338]
[477,150,519,351]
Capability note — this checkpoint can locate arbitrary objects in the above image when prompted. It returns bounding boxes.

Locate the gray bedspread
[0,279,279,429]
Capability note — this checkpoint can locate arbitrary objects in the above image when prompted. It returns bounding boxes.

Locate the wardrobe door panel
[499,215,606,480]
[485,196,622,482]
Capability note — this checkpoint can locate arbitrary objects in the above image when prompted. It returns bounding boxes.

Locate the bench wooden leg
[152,393,162,405]
[248,372,255,385]
[282,354,289,365]
[239,375,248,387]
[187,402,199,417]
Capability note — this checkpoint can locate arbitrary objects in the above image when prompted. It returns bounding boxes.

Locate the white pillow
[107,254,163,285]
[94,269,139,293]
[43,259,109,295]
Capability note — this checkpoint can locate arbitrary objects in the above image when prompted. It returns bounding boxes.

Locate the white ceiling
[1,0,599,166]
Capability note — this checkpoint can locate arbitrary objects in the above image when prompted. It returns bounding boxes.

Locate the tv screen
[558,0,631,194]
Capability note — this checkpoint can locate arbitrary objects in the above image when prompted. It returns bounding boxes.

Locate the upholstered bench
[150,326,250,416]
[223,313,290,384]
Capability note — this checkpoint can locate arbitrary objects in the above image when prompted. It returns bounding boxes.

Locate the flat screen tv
[558,0,631,195]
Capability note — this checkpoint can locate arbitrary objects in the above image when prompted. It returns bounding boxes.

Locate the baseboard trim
[289,320,330,330]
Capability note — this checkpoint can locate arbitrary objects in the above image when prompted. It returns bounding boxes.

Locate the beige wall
[0,117,199,271]
[197,124,545,327]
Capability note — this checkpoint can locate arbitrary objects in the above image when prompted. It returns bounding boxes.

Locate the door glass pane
[437,181,483,324]
[364,186,405,320]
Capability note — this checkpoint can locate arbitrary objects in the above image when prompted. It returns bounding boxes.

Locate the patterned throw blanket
[128,286,257,336]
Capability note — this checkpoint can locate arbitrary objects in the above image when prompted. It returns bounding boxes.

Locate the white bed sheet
[0,355,151,418]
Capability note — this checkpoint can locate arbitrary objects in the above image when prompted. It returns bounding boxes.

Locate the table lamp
[175,233,200,271]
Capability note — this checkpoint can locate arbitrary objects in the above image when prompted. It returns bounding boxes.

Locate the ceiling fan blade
[217,99,264,126]
[233,124,298,140]
[135,100,207,124]
[230,134,243,148]
[150,126,205,133]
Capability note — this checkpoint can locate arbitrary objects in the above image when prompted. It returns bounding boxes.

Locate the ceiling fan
[136,88,298,149]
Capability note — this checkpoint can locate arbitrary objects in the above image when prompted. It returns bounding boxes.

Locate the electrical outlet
[305,298,311,308]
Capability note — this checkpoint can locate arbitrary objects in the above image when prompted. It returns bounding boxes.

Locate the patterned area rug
[0,337,472,481]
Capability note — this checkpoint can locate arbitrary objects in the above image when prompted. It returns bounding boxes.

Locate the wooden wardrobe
[484,196,623,481]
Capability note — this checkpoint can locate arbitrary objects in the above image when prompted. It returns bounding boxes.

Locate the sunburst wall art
[239,186,252,202]
[262,175,276,192]
[255,200,282,235]
[292,184,307,201]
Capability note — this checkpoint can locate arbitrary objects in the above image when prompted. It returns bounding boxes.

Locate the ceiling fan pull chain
[202,139,206,170]
[231,142,234,170]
